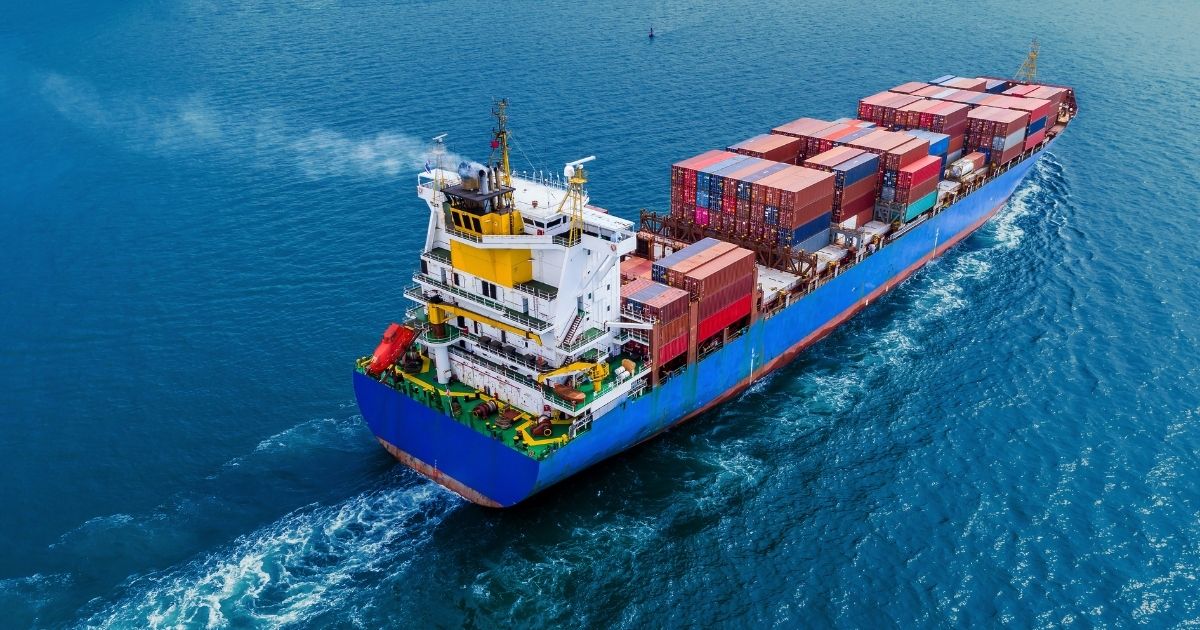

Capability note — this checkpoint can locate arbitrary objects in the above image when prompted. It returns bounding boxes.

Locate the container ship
[353,60,1077,507]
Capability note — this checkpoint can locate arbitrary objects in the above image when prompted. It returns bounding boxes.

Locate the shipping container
[661,240,738,287]
[697,294,753,344]
[658,332,688,363]
[651,237,723,282]
[635,284,689,322]
[891,81,931,94]
[1024,127,1047,151]
[938,76,987,91]
[897,155,941,188]
[729,134,804,164]
[795,227,831,252]
[984,78,1010,93]
[620,257,653,283]
[904,190,937,221]
[791,211,832,245]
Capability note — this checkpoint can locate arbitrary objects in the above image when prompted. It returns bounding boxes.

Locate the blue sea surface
[3,0,1200,626]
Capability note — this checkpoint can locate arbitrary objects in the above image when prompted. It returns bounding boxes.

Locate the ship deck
[356,350,644,461]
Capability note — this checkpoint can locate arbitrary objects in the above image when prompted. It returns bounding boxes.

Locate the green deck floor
[363,351,644,460]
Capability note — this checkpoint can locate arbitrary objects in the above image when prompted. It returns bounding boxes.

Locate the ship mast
[431,133,448,191]
[491,99,514,212]
[1015,38,1039,82]
[559,156,595,246]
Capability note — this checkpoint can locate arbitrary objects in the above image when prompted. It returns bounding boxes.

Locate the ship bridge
[405,111,638,440]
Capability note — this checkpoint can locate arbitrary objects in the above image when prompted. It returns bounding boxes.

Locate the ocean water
[3,0,1200,626]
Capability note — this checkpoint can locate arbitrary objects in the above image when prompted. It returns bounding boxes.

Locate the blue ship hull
[354,147,1047,507]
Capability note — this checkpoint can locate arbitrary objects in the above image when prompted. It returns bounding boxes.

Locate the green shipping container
[904,190,938,222]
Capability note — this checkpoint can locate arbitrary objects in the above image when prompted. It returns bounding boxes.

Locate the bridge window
[481,280,498,300]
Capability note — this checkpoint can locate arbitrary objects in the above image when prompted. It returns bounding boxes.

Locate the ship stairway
[568,409,594,438]
[561,309,584,346]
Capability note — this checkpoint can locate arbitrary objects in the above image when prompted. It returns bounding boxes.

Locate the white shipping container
[1003,128,1026,150]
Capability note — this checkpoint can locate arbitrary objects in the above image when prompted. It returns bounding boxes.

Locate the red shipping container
[897,155,942,188]
[942,76,987,91]
[894,176,938,204]
[836,175,877,205]
[680,248,756,301]
[698,294,753,343]
[658,333,687,363]
[837,190,876,220]
[698,274,756,319]
[1024,128,1047,150]
[893,138,930,169]
[620,257,652,283]
[891,81,930,94]
[772,117,835,138]
[805,146,865,169]
[729,134,804,164]
[1003,84,1039,96]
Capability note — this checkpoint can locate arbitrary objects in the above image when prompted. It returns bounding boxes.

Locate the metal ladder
[561,309,584,346]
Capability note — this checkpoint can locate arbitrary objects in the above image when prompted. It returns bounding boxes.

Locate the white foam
[85,483,453,628]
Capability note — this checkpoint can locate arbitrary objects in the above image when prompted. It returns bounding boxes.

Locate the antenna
[430,133,448,189]
[1015,38,1039,82]
[557,156,596,246]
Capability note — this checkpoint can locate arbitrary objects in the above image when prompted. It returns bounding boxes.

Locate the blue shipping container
[837,127,875,146]
[905,130,950,158]
[795,228,832,252]
[792,212,833,244]
[834,152,879,186]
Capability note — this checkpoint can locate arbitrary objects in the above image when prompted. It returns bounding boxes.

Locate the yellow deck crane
[536,360,611,393]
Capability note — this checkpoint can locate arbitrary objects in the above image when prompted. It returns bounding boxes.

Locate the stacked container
[911,85,991,108]
[620,279,691,363]
[894,99,968,159]
[674,247,757,344]
[966,106,1030,166]
[933,76,987,91]
[728,134,804,164]
[751,166,836,246]
[652,238,733,284]
[903,129,952,169]
[891,155,941,206]
[620,256,653,283]
[804,147,880,228]
[670,150,738,220]
[890,81,930,94]
[644,239,759,352]
[842,129,930,172]
[858,91,922,126]
[771,118,837,161]
[999,88,1061,149]
[670,154,834,247]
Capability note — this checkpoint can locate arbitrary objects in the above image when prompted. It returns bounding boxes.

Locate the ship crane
[536,359,610,392]
[1015,38,1039,82]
